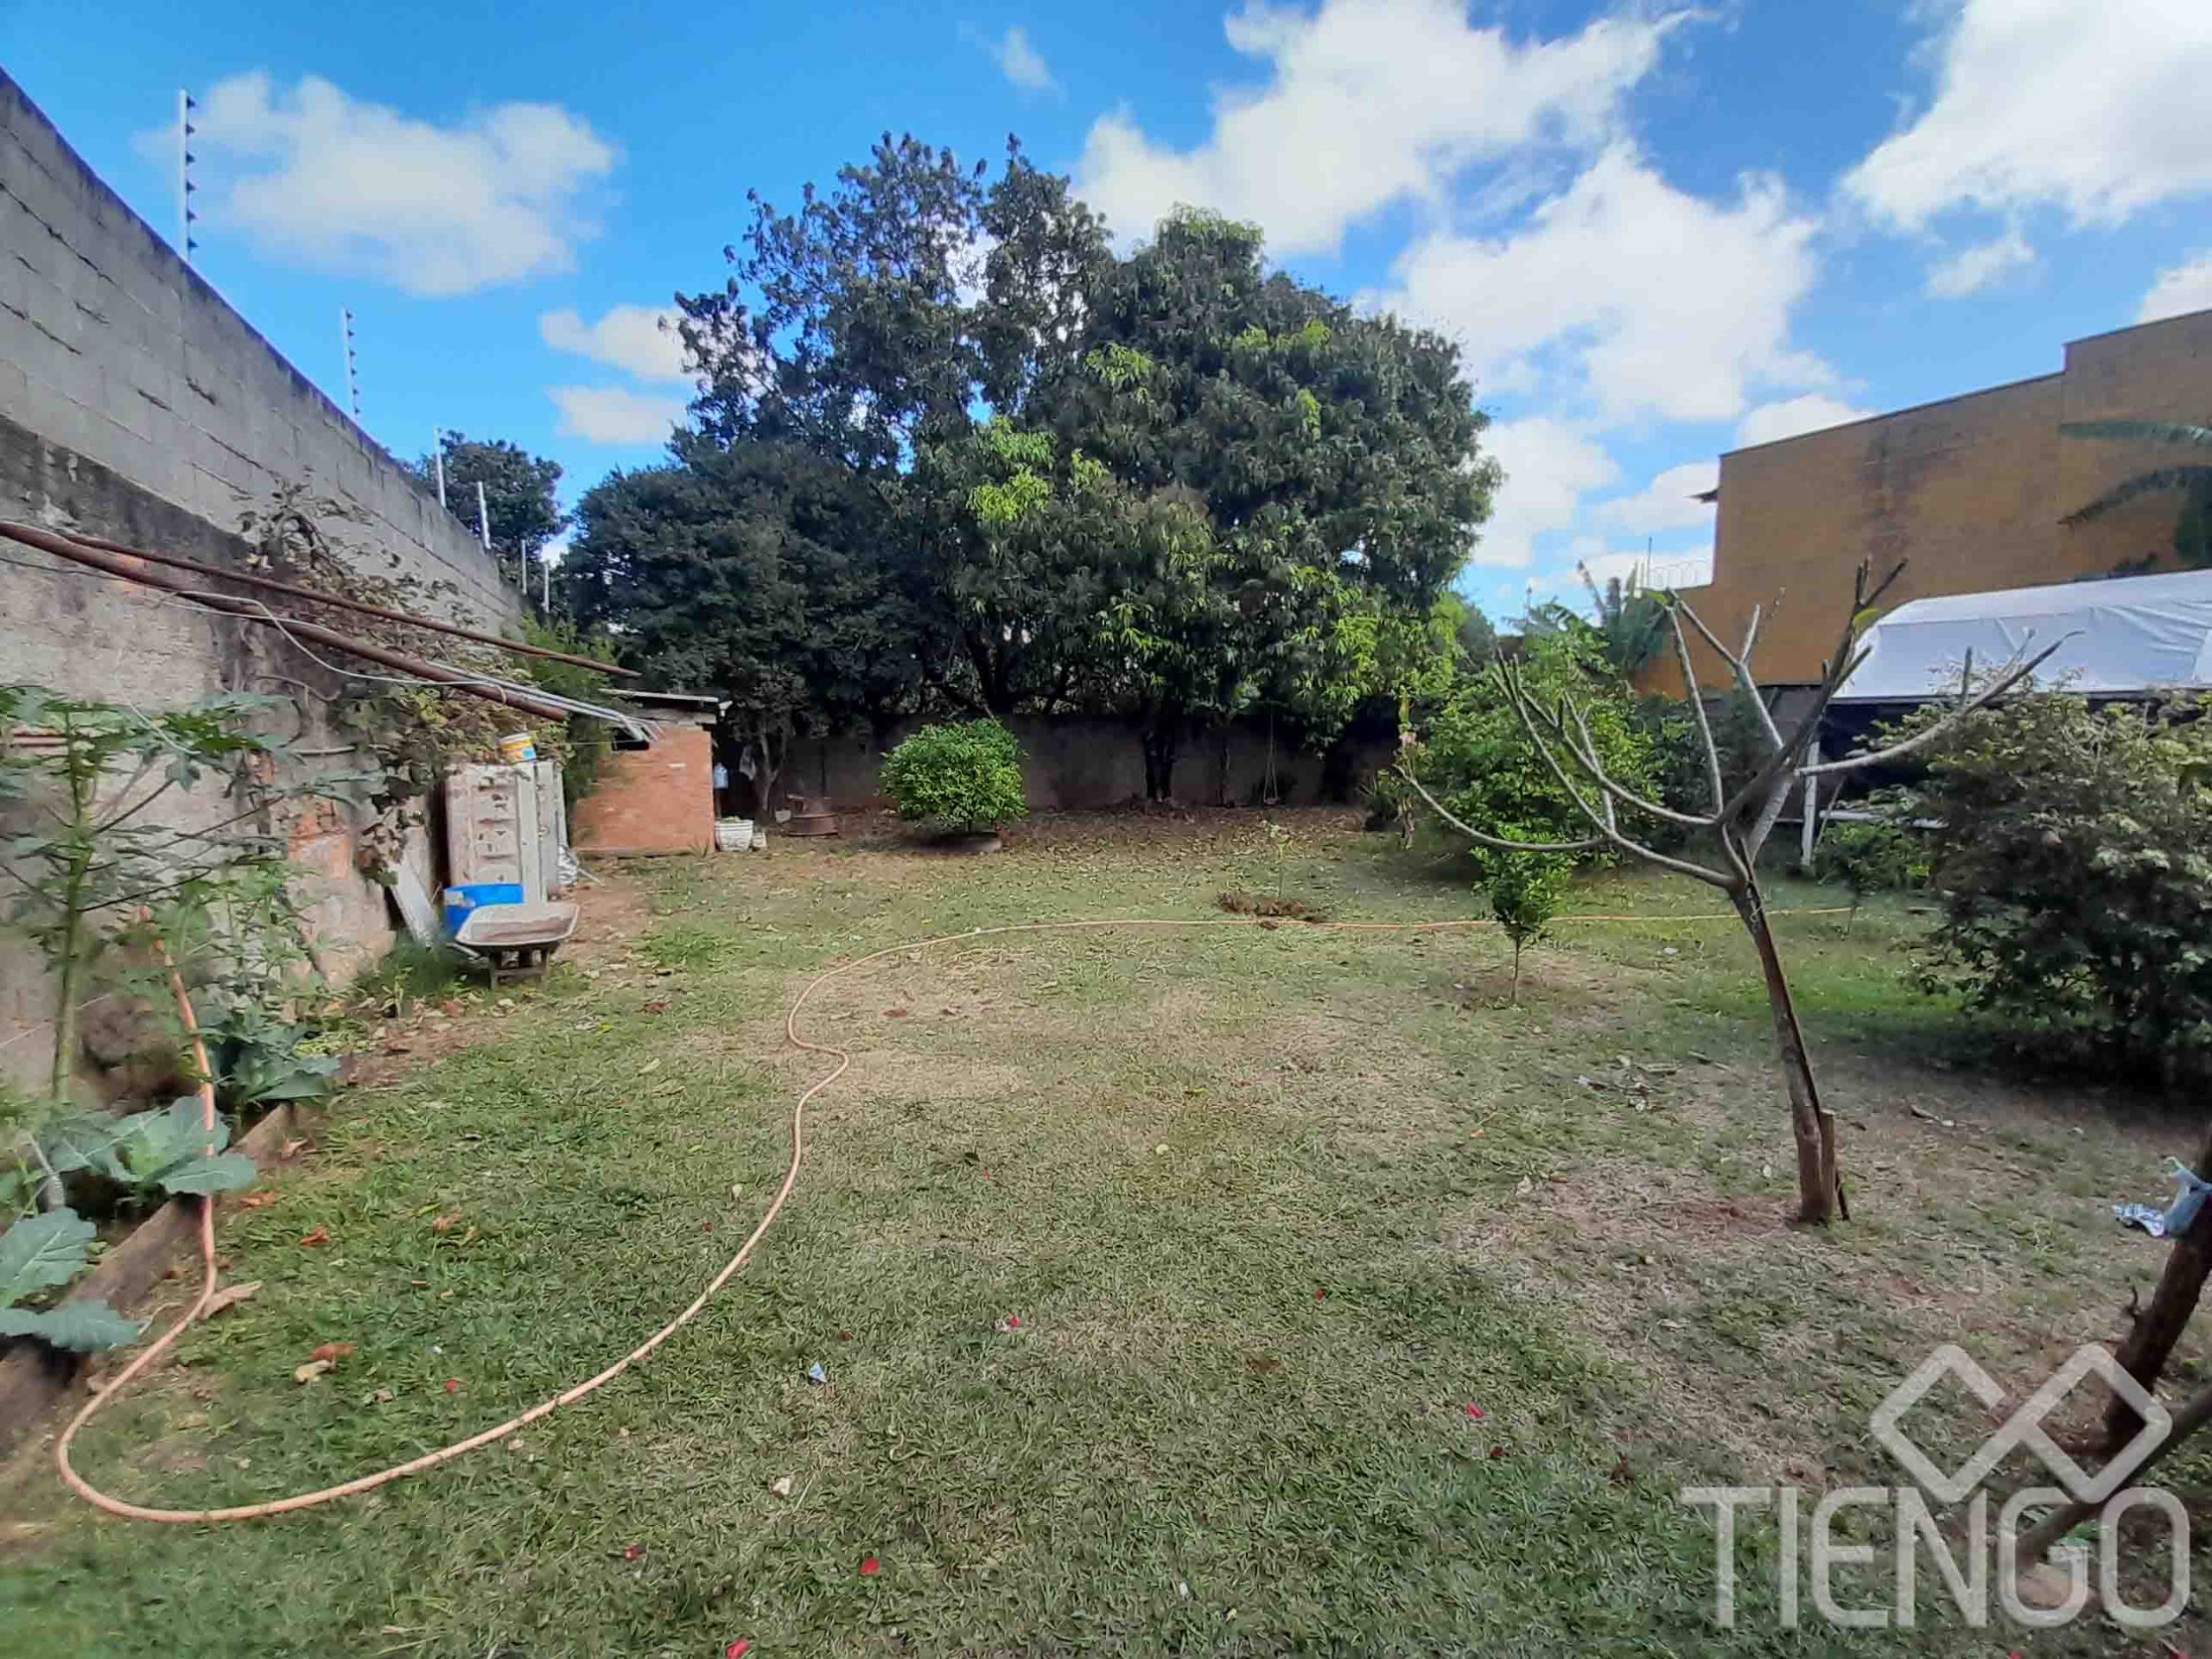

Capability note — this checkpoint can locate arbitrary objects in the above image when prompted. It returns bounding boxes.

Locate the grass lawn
[3,810,2204,1656]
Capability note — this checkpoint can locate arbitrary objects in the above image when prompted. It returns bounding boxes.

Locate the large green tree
[605,137,1497,794]
[563,436,917,802]
[411,434,567,598]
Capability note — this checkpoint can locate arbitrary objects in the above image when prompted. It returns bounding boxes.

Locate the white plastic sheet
[1834,568,2212,701]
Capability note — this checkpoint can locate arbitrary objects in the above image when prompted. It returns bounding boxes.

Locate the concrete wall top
[0,69,518,629]
[1673,307,2212,691]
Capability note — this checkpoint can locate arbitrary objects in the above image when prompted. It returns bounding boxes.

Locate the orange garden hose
[54,906,1844,1523]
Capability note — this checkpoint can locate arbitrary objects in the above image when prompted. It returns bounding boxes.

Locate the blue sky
[8,0,2212,618]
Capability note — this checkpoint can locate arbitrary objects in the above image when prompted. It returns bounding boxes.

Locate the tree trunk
[1732,884,1846,1224]
[1141,721,1180,802]
[2101,1116,2212,1452]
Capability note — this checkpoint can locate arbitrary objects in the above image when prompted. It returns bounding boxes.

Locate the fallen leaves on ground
[308,1341,355,1364]
[293,1359,333,1385]
[204,1281,262,1317]
[296,1226,331,1247]
[238,1191,280,1210]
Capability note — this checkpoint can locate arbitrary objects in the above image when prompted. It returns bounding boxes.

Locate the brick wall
[1668,306,2212,691]
[572,728,717,856]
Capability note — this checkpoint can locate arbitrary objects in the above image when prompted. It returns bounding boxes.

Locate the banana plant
[0,1207,144,1352]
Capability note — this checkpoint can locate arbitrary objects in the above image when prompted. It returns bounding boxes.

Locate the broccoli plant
[0,1207,144,1353]
[43,1098,257,1200]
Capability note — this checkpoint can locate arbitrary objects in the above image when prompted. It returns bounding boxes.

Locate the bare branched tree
[1402,561,2062,1224]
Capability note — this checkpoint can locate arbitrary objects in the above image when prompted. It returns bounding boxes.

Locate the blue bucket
[443,882,524,935]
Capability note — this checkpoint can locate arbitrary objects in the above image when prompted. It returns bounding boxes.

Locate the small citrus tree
[1401,562,2055,1224]
[1476,836,1572,1003]
[880,719,1028,834]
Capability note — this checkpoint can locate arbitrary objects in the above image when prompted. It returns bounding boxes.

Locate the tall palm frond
[2058,418,2212,529]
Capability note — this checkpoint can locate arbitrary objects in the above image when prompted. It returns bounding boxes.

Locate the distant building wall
[1665,307,2212,691]
[0,72,523,1092]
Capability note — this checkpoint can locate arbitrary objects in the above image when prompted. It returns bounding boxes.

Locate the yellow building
[1664,306,2212,693]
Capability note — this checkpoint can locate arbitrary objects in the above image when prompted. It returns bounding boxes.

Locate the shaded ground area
[3,809,2203,1655]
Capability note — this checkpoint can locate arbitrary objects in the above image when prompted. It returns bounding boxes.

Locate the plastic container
[498,732,537,764]
[443,881,526,935]
[715,818,755,853]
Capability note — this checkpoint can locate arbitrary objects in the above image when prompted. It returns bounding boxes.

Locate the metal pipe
[0,518,634,677]
[0,521,575,722]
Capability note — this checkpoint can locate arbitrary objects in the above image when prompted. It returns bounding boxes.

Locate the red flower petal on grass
[726,1641,752,1658]
[1488,1444,1505,1459]
[1464,1403,1484,1420]
[1313,1289,1326,1301]
[623,1544,644,1561]
[1006,1315,1021,1330]
[444,1378,461,1394]
[860,1555,881,1577]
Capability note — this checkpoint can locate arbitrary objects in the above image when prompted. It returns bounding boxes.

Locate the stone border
[0,1103,302,1452]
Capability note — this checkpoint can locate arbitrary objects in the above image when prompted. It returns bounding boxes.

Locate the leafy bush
[1898,693,2212,1084]
[0,1207,143,1352]
[1408,626,1660,855]
[881,720,1029,833]
[1814,816,1927,926]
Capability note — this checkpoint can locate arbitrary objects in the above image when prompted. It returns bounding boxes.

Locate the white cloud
[1074,0,1677,254]
[168,73,615,296]
[1844,0,2212,231]
[547,386,686,446]
[1592,461,1719,537]
[1733,393,1872,448]
[991,26,1057,93]
[540,305,690,382]
[1474,417,1619,569]
[1925,228,2035,298]
[2139,251,2212,323]
[1377,146,1824,423]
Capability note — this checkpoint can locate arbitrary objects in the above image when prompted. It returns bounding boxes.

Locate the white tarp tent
[1834,568,2212,702]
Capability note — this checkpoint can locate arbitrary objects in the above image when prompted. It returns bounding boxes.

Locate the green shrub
[1898,693,2212,1084]
[1408,627,1660,855]
[881,720,1029,833]
[1814,815,1928,927]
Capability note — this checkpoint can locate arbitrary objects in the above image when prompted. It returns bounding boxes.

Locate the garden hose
[53,906,1843,1524]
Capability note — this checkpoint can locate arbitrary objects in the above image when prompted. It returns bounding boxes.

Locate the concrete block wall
[779,714,1389,815]
[0,74,524,1094]
[0,70,512,625]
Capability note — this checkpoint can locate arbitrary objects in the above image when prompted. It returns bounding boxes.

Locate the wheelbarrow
[453,899,580,987]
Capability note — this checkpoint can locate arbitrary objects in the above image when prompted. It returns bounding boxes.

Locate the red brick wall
[571,726,715,856]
